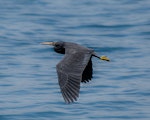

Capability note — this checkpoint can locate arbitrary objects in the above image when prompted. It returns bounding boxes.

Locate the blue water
[0,0,150,120]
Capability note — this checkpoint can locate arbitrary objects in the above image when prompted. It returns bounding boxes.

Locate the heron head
[41,41,65,54]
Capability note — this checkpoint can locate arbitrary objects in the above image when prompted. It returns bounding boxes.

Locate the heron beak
[100,56,110,61]
[41,42,56,46]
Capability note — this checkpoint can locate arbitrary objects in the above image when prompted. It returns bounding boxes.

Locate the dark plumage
[41,41,110,103]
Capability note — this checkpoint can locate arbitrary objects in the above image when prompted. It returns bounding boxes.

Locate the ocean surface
[0,0,150,120]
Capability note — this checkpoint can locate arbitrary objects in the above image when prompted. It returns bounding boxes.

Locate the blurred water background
[0,0,150,120]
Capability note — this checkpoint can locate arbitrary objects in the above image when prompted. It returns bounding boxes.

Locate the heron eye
[55,44,62,49]
[55,44,59,47]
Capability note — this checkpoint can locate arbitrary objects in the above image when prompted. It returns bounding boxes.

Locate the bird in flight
[41,41,110,103]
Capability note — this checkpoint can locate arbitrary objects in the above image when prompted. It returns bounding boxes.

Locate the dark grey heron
[41,41,110,103]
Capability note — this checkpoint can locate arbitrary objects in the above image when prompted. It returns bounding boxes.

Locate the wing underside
[81,58,93,83]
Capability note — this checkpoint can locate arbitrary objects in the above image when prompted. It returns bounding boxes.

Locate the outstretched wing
[56,51,93,103]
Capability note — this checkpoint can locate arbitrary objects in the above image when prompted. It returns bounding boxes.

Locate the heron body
[41,41,109,103]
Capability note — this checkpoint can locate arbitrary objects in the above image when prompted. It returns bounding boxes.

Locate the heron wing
[81,58,93,83]
[56,51,93,103]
